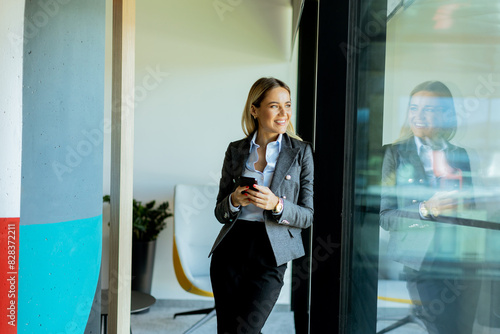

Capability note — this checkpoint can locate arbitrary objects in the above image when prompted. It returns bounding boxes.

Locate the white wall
[102,0,299,303]
[0,1,24,218]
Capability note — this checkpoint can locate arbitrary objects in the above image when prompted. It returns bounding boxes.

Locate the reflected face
[251,87,291,140]
[408,91,446,140]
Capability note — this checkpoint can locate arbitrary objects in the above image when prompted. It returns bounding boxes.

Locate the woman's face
[408,91,446,141]
[251,87,291,140]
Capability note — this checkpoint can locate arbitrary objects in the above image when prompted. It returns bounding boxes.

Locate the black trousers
[405,266,481,334]
[210,220,287,334]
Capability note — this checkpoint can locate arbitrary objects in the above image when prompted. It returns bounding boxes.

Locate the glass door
[342,0,500,333]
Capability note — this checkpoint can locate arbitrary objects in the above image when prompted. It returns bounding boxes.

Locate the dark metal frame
[305,0,388,332]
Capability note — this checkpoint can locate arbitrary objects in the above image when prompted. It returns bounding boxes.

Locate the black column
[309,0,349,333]
[293,1,319,333]
[309,0,388,332]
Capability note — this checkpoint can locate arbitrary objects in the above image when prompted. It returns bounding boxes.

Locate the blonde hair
[396,81,457,143]
[241,77,302,140]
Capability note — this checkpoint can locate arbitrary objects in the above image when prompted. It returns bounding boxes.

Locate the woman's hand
[426,190,460,217]
[244,184,279,211]
[230,186,253,207]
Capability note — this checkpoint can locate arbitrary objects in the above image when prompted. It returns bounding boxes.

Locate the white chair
[172,184,221,333]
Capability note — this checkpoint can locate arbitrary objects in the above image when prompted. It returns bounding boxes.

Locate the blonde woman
[209,77,314,334]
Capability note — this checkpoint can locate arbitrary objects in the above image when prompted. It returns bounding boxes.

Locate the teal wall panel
[18,216,102,333]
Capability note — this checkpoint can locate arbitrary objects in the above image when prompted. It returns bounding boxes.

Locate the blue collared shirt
[415,136,451,220]
[414,136,448,184]
[229,131,282,221]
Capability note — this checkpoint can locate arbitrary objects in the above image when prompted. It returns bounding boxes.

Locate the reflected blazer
[209,133,314,266]
[380,136,473,270]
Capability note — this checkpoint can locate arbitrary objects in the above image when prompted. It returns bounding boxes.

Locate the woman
[209,77,314,334]
[380,81,480,334]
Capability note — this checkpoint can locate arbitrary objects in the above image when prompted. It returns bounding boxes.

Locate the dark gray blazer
[209,133,314,266]
[380,136,473,270]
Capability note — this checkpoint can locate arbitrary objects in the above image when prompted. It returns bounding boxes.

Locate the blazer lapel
[271,136,299,193]
[444,143,459,167]
[231,137,251,179]
[399,137,426,178]
[231,134,300,191]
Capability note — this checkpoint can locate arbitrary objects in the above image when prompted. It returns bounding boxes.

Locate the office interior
[2,0,500,333]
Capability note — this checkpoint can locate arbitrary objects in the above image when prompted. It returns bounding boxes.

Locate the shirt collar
[250,131,283,152]
[414,136,425,156]
[414,136,448,155]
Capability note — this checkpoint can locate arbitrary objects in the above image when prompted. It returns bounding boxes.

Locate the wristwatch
[273,198,283,214]
[419,201,430,218]
[431,206,440,218]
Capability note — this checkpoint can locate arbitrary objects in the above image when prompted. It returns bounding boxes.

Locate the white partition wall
[0,2,24,332]
[0,2,23,219]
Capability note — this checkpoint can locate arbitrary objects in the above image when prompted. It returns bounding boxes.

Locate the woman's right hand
[426,190,460,217]
[230,186,252,207]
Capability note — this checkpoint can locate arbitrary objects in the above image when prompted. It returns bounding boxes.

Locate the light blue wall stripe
[21,0,105,226]
[18,215,102,334]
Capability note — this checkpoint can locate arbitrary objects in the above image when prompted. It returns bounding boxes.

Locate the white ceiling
[391,0,500,42]
[138,0,295,60]
[254,0,292,6]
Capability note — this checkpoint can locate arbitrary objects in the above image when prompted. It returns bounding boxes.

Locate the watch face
[431,207,440,217]
[274,201,283,213]
[420,204,429,217]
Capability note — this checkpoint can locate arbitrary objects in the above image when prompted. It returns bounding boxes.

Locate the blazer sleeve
[380,144,402,231]
[379,144,421,231]
[214,143,240,224]
[268,142,314,230]
[455,147,475,209]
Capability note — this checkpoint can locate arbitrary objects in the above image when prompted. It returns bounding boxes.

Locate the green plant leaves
[103,196,173,242]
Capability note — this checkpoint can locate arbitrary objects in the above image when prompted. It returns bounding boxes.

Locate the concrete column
[19,0,106,333]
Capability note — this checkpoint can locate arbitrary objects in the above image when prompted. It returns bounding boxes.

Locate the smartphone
[237,176,257,193]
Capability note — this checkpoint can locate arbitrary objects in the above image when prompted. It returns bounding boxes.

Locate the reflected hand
[426,190,460,217]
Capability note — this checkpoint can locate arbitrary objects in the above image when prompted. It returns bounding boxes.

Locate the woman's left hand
[245,184,279,211]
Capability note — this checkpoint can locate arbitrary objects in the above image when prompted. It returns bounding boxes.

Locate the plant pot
[131,240,157,294]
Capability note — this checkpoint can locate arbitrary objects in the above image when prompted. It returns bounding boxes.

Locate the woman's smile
[408,91,445,140]
[251,87,291,144]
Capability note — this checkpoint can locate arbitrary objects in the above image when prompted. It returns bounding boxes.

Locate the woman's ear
[250,105,257,118]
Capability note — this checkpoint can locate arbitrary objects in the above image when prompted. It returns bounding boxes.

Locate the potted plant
[103,195,173,295]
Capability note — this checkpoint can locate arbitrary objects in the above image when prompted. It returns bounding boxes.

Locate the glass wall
[344,0,500,333]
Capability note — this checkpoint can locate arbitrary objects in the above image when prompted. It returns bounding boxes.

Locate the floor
[130,300,294,334]
[129,299,500,334]
[376,280,500,334]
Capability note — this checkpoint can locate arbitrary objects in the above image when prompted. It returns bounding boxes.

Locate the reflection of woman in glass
[380,81,480,334]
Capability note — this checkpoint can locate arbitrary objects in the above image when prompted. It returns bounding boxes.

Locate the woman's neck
[255,131,279,147]
[420,135,445,150]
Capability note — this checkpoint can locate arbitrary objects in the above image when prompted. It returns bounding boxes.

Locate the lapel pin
[285,175,291,180]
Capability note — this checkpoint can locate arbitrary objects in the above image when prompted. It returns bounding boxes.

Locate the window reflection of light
[433,4,463,30]
[487,152,500,177]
